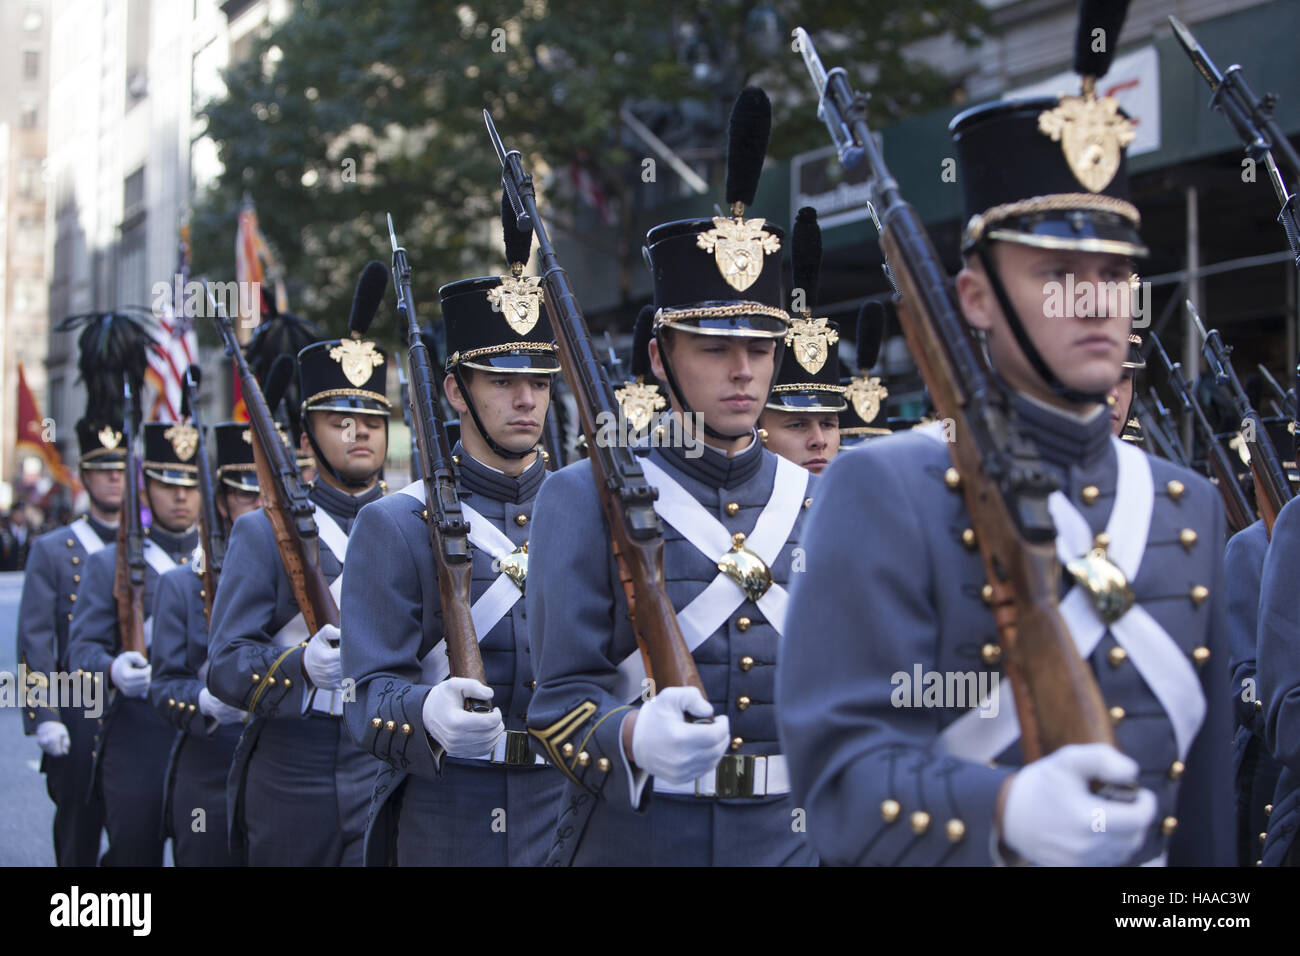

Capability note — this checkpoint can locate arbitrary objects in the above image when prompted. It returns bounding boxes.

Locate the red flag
[15,361,80,491]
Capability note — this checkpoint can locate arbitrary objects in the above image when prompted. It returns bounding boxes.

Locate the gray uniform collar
[85,514,118,543]
[454,442,546,504]
[1012,393,1112,473]
[652,430,764,489]
[309,479,383,523]
[144,523,198,560]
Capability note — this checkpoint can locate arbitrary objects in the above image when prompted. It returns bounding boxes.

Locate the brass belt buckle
[502,730,534,766]
[712,754,758,799]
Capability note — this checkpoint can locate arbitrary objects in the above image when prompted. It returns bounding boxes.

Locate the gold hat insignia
[241,428,253,444]
[486,275,544,336]
[328,339,383,388]
[164,423,199,461]
[695,217,781,292]
[614,381,666,433]
[845,374,888,424]
[97,425,122,450]
[1037,94,1136,193]
[785,316,839,374]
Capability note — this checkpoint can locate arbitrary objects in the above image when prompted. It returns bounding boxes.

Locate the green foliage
[191,0,991,341]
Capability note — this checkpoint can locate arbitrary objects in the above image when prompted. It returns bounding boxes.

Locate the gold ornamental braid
[305,387,392,408]
[966,193,1141,243]
[654,303,791,326]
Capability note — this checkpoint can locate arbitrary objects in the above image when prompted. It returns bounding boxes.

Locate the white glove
[35,721,70,757]
[198,688,246,725]
[631,686,731,785]
[110,651,151,698]
[303,625,343,689]
[421,678,505,758]
[1001,743,1158,867]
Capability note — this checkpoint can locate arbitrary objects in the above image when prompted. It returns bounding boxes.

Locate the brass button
[577,751,591,767]
[881,799,901,824]
[371,718,382,729]
[1161,816,1178,836]
[452,454,461,465]
[736,616,751,632]
[1178,528,1197,550]
[980,643,1001,666]
[71,556,79,565]
[401,723,411,735]
[739,655,754,672]
[1256,699,1264,712]
[757,428,767,443]
[1093,532,1110,550]
[1190,585,1209,607]
[597,757,611,772]
[1168,760,1185,781]
[1108,705,1126,723]
[1265,803,1273,817]
[910,811,931,834]
[180,556,188,564]
[1166,479,1185,501]
[187,704,196,712]
[66,538,74,548]
[251,674,261,684]
[730,736,743,751]
[980,584,993,605]
[725,502,740,517]
[167,698,176,707]
[1260,832,1268,845]
[282,677,291,689]
[385,720,395,732]
[68,593,76,602]
[73,574,81,584]
[1081,485,1100,505]
[528,680,537,690]
[945,819,966,843]
[266,676,275,687]
[960,528,977,550]
[943,468,961,490]
[67,613,72,621]
[1107,646,1127,667]
[737,696,751,711]
[561,742,574,758]
[515,514,528,526]
[803,497,812,510]
[1192,646,1210,667]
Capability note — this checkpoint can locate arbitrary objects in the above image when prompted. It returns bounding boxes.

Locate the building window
[20,101,38,128]
[18,159,42,199]
[123,167,145,220]
[118,217,149,305]
[23,3,42,31]
[23,49,40,80]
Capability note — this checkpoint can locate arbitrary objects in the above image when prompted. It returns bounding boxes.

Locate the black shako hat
[76,417,127,470]
[142,421,202,487]
[297,338,390,416]
[214,421,259,493]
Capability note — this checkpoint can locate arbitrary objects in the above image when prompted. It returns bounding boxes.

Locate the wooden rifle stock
[114,383,148,657]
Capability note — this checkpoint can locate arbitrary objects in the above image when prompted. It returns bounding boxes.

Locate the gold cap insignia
[241,428,253,444]
[845,374,888,424]
[486,275,544,336]
[328,339,383,388]
[97,425,122,450]
[785,316,839,374]
[164,423,199,461]
[695,217,781,292]
[1037,94,1136,193]
[613,381,666,433]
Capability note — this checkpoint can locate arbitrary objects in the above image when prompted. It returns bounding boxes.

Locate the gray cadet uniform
[149,564,242,865]
[1225,519,1282,865]
[207,479,384,865]
[341,447,564,865]
[17,514,114,865]
[777,400,1234,865]
[66,522,198,866]
[528,438,819,866]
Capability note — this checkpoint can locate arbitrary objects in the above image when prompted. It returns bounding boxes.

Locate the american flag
[144,224,198,423]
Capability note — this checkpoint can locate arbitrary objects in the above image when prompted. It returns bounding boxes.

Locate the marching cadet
[148,422,260,866]
[777,33,1233,865]
[1108,332,1144,439]
[527,87,818,866]
[206,338,389,866]
[757,207,845,475]
[341,212,565,865]
[67,420,202,866]
[16,412,124,865]
[836,303,891,449]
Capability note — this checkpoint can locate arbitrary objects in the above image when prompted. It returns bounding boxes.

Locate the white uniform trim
[68,517,108,556]
[652,753,792,797]
[613,455,809,704]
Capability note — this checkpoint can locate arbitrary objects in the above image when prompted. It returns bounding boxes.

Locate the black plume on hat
[502,190,533,269]
[180,363,201,420]
[57,309,154,431]
[792,207,822,312]
[348,261,389,338]
[262,354,294,418]
[725,87,772,209]
[245,308,324,444]
[857,301,887,371]
[1074,0,1130,79]
[631,305,656,379]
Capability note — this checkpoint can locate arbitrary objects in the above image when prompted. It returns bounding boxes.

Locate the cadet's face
[220,487,261,523]
[1108,372,1135,436]
[959,244,1133,405]
[146,479,199,532]
[759,409,841,474]
[650,334,775,439]
[446,371,552,456]
[307,411,387,483]
[82,469,124,511]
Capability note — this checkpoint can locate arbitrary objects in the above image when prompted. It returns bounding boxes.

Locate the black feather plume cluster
[501,189,533,269]
[631,305,656,379]
[792,207,822,313]
[245,310,325,442]
[57,309,155,430]
[857,301,888,371]
[725,87,772,210]
[1074,0,1131,80]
